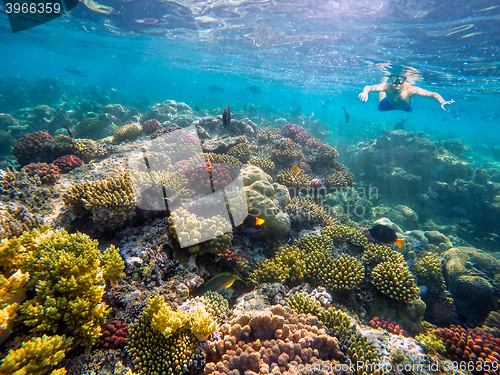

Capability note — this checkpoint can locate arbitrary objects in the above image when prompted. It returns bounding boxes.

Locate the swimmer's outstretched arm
[411,87,455,110]
[358,83,389,102]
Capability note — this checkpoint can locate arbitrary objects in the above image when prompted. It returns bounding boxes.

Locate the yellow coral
[248,156,275,174]
[412,253,446,295]
[285,197,337,227]
[322,224,368,250]
[99,245,125,283]
[250,245,305,283]
[0,334,72,375]
[188,306,218,341]
[372,261,419,302]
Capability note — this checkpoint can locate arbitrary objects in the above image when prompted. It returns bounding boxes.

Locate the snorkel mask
[389,74,407,85]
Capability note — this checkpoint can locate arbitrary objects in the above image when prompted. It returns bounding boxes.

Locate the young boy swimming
[358,74,455,112]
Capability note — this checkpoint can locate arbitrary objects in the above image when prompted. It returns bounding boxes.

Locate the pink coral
[96,320,129,349]
[204,305,343,375]
[52,155,83,173]
[12,131,53,166]
[142,119,162,134]
[281,124,309,145]
[185,161,232,194]
[22,162,60,184]
[369,316,406,336]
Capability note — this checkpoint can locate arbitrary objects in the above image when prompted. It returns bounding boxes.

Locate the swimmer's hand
[441,99,455,110]
[358,91,369,102]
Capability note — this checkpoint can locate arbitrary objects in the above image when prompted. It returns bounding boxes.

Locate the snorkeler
[358,74,455,112]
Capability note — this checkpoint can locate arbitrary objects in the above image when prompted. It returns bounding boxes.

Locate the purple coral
[142,119,162,134]
[12,131,53,166]
[281,123,309,145]
[185,161,232,194]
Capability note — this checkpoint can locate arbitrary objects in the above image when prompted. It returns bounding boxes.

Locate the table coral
[271,138,303,167]
[0,334,73,375]
[371,261,420,302]
[16,228,124,349]
[204,305,343,375]
[248,156,275,174]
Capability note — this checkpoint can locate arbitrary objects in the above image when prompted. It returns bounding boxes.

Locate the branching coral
[248,156,275,174]
[412,253,447,295]
[321,224,368,250]
[271,138,303,166]
[285,197,337,228]
[249,245,306,283]
[325,170,355,190]
[227,142,251,163]
[281,123,309,144]
[196,291,231,323]
[257,127,281,143]
[52,155,83,173]
[16,228,124,349]
[0,202,39,240]
[276,167,311,190]
[321,254,365,290]
[0,334,73,375]
[371,261,420,302]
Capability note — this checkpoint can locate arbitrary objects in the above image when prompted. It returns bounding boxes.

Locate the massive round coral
[52,155,83,173]
[22,162,60,184]
[142,118,162,134]
[12,131,53,166]
[185,161,232,194]
[281,123,309,145]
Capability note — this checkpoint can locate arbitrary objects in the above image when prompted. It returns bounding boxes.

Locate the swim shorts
[378,97,414,112]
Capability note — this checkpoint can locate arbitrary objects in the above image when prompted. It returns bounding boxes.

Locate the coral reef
[12,131,53,166]
[126,295,207,375]
[442,246,500,326]
[434,325,500,370]
[16,228,124,349]
[303,138,339,168]
[96,320,129,349]
[227,142,251,163]
[371,261,420,302]
[369,316,406,336]
[52,155,83,173]
[114,122,142,143]
[248,156,275,174]
[271,138,303,167]
[281,123,309,145]
[204,304,344,375]
[0,334,73,375]
[276,167,311,194]
[196,291,232,323]
[285,197,337,228]
[257,127,281,143]
[325,170,355,190]
[22,162,60,184]
[0,202,39,240]
[249,245,305,284]
[142,118,162,134]
[185,161,233,194]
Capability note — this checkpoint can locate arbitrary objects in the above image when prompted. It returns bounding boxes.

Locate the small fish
[222,105,236,126]
[246,85,261,94]
[292,165,301,174]
[342,106,350,123]
[195,272,243,295]
[208,85,223,92]
[233,215,265,235]
[263,124,269,128]
[393,118,408,130]
[368,224,405,248]
[64,68,88,78]
[63,124,73,138]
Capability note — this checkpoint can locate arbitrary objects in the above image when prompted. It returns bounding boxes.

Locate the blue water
[0,0,499,141]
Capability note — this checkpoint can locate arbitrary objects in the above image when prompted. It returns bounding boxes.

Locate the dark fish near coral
[368,224,405,248]
[208,85,223,92]
[222,105,236,126]
[63,124,73,138]
[64,68,88,78]
[194,272,243,295]
[394,118,408,130]
[342,106,350,123]
[246,85,261,94]
[233,215,265,235]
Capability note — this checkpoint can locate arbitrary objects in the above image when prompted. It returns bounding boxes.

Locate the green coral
[285,197,337,228]
[100,244,125,283]
[414,332,445,354]
[127,296,207,375]
[0,334,72,375]
[412,253,447,295]
[248,156,275,174]
[249,245,305,283]
[17,228,122,349]
[322,254,365,290]
[371,261,420,302]
[362,243,405,266]
[196,291,231,323]
[76,116,105,139]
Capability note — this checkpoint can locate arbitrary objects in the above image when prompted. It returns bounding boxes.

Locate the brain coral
[203,305,343,375]
[442,246,500,326]
[241,165,291,236]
